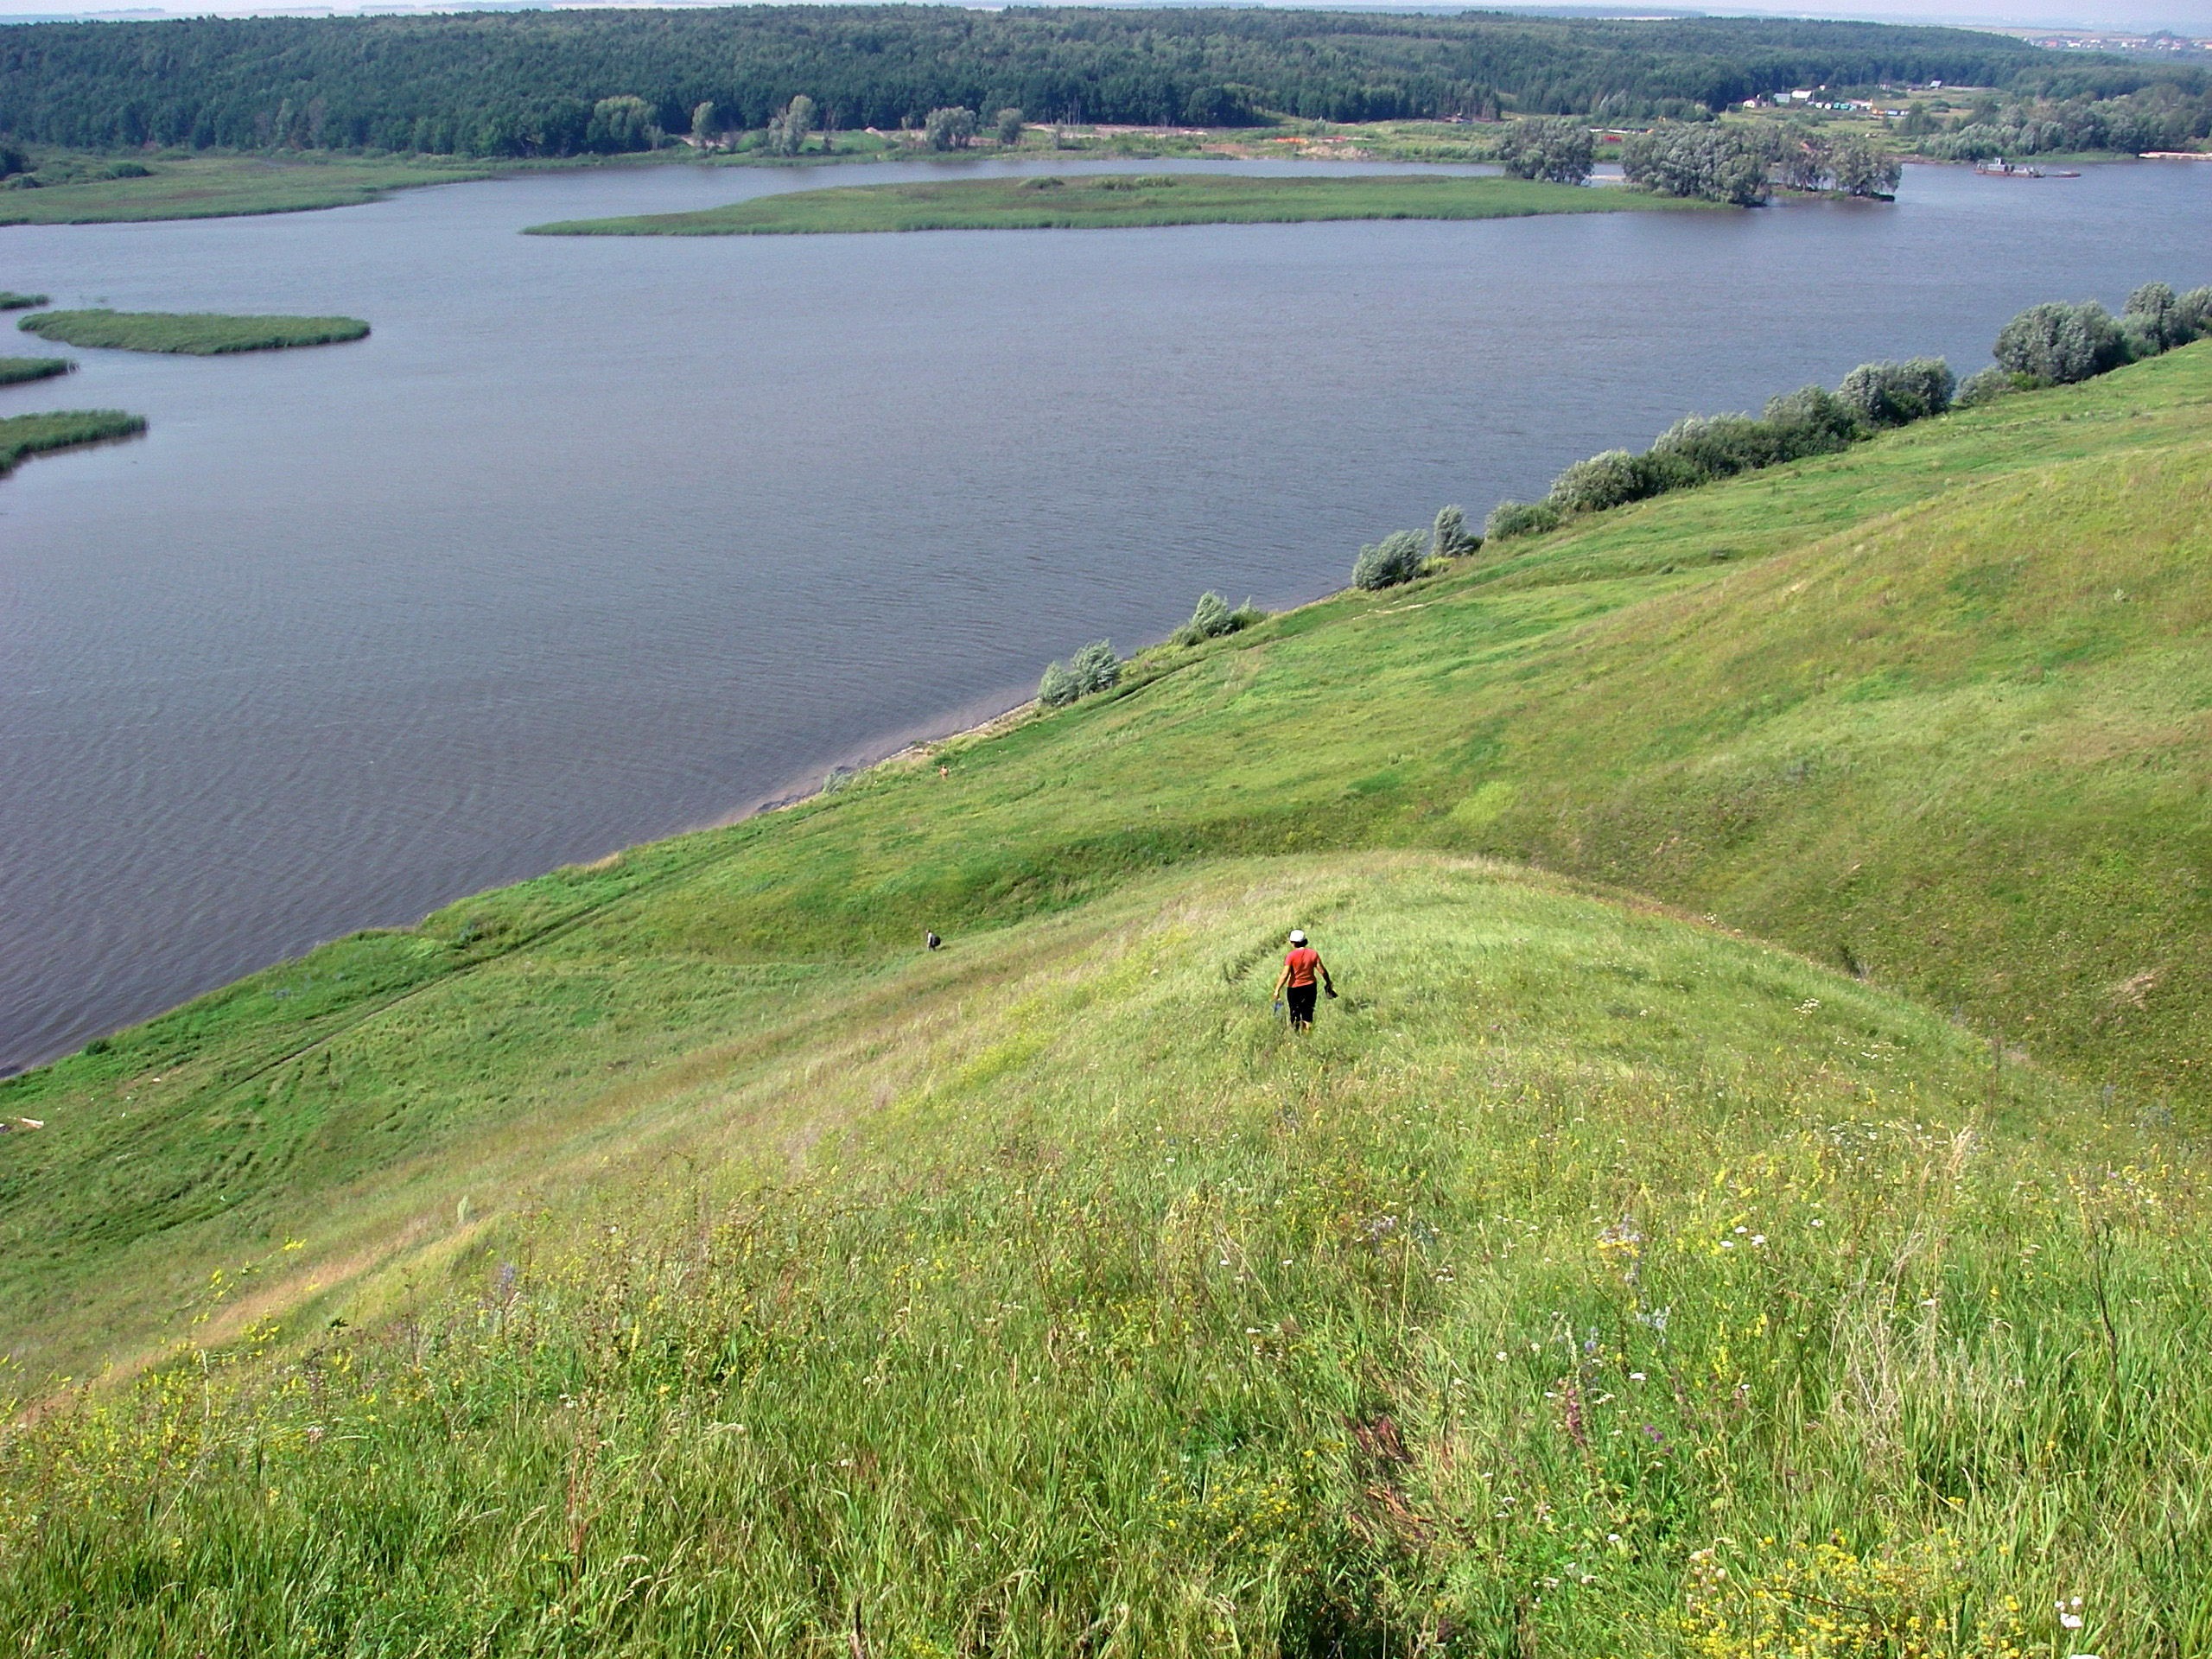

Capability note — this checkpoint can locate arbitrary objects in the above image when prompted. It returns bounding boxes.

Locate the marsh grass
[0,290,48,310]
[0,407,144,472]
[524,173,1721,236]
[0,354,72,385]
[2,860,2202,1654]
[19,308,370,354]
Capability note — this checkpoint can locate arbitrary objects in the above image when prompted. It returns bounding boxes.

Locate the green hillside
[3,346,2209,1652]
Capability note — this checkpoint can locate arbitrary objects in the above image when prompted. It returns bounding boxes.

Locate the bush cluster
[1486,275,2206,542]
[1620,123,1770,206]
[1346,506,1484,593]
[1968,283,2211,402]
[1351,530,1427,592]
[1516,378,1877,530]
[1038,640,1120,709]
[1170,590,1264,647]
[1772,127,1901,197]
[1496,118,1594,185]
[1619,119,1904,207]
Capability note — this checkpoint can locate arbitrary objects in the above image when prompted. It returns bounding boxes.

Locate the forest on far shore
[0,6,2201,159]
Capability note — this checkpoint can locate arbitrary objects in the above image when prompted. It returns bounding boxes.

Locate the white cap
[1288,930,1306,944]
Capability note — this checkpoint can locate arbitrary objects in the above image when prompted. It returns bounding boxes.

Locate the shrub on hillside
[1646,411,1784,486]
[1038,659,1079,708]
[1837,357,1955,427]
[1762,383,1865,453]
[1430,504,1481,558]
[1550,448,1653,515]
[1993,300,2127,385]
[1068,639,1121,696]
[2119,281,2212,359]
[1485,499,1561,541]
[2177,286,2212,341]
[1955,365,2027,407]
[1183,590,1234,642]
[1172,590,1262,645]
[1351,530,1427,591]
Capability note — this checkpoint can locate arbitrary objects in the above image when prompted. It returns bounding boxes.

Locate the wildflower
[1629,1372,1646,1381]
[1751,1235,1767,1246]
[2058,1599,2085,1630]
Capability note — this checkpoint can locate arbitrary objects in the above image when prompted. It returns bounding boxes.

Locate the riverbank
[526,170,1715,236]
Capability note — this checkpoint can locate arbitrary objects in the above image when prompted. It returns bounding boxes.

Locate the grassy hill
[3,346,2209,1651]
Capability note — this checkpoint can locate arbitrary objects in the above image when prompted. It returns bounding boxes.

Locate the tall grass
[4,859,2202,1654]
[19,309,369,354]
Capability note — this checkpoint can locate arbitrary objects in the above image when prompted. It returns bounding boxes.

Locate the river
[3,154,2207,1073]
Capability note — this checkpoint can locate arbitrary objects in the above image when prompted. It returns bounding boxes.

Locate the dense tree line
[0,7,2094,158]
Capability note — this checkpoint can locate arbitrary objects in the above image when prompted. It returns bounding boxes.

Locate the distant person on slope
[1272,929,1336,1033]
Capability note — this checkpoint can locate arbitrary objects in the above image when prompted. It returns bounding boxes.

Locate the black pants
[1287,984,1319,1028]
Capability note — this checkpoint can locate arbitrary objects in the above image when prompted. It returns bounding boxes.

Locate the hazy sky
[0,1,2207,48]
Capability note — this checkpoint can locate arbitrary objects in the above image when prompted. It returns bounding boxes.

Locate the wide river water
[3,156,2209,1072]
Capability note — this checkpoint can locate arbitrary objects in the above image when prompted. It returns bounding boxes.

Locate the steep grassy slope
[4,347,2211,1652]
[4,346,2209,1395]
[5,858,2204,1655]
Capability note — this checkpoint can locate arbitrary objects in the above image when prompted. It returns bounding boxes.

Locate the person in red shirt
[1271,928,1336,1032]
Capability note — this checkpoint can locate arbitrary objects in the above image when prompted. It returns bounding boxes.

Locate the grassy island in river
[0,355,72,385]
[19,309,370,354]
[0,408,144,473]
[0,153,493,226]
[524,172,1719,236]
[3,345,2211,1649]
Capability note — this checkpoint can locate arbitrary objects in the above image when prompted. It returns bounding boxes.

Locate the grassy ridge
[20,308,370,354]
[525,172,1715,236]
[3,859,2203,1651]
[0,407,143,473]
[0,355,71,385]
